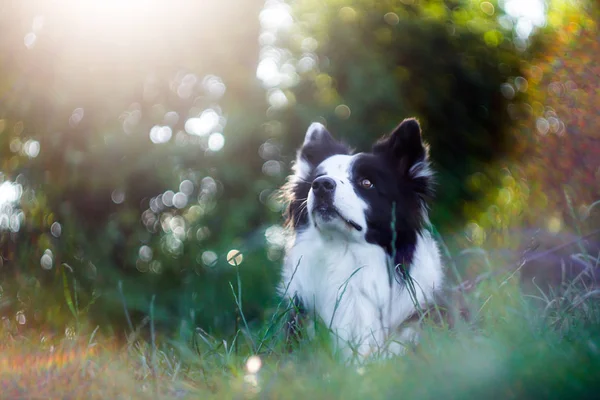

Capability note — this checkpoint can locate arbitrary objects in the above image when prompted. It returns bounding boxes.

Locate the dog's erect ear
[293,123,350,179]
[303,123,334,146]
[373,118,430,178]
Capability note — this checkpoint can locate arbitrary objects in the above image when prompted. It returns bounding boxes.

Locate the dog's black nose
[312,176,336,196]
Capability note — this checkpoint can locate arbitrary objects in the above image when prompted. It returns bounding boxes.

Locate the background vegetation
[0,0,599,397]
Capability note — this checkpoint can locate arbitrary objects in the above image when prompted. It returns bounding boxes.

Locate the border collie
[279,118,444,361]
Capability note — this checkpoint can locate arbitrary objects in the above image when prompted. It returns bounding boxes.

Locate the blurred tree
[463,1,599,242]
[520,1,599,228]
[256,0,538,230]
[0,0,275,335]
[437,1,600,280]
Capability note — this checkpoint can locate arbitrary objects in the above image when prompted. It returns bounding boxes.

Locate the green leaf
[62,263,78,319]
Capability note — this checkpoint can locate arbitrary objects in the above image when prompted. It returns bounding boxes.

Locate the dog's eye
[359,178,373,189]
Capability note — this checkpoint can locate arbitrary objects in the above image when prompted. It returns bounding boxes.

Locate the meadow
[2,215,600,399]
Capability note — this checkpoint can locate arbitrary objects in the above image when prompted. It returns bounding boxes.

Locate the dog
[279,118,445,361]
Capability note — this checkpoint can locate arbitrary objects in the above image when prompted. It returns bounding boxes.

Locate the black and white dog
[279,118,444,361]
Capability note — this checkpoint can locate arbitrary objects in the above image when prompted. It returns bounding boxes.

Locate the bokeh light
[246,355,262,374]
[227,250,243,266]
[208,133,225,152]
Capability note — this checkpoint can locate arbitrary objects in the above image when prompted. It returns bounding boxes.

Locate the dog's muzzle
[310,176,362,231]
[311,176,336,216]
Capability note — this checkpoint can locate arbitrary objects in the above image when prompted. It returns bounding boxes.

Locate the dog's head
[284,119,434,264]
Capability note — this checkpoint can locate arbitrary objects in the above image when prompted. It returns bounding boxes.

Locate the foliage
[463,0,600,252]
[0,0,598,348]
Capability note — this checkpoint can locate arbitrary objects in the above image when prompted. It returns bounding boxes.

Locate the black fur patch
[363,118,434,267]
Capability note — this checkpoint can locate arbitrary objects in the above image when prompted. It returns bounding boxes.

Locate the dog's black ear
[373,118,430,178]
[294,123,350,179]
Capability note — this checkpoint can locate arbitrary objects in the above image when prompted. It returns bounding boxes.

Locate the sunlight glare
[259,1,292,32]
[23,33,37,49]
[208,132,225,152]
[0,182,22,210]
[73,0,158,28]
[185,109,220,136]
[149,125,173,144]
[503,0,545,38]
[256,1,302,90]
[256,58,280,87]
[0,181,23,232]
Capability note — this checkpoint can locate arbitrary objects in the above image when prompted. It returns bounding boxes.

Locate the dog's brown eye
[359,178,373,189]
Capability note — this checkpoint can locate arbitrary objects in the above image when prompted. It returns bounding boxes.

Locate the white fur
[293,152,312,181]
[280,227,443,361]
[410,161,433,179]
[280,152,444,362]
[308,154,368,235]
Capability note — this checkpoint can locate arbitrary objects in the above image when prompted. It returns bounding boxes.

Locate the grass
[2,231,600,399]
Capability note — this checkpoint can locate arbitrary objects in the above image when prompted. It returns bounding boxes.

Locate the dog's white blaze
[307,154,368,235]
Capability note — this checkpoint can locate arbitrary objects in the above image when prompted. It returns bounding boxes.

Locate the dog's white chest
[281,230,444,359]
[283,232,393,342]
